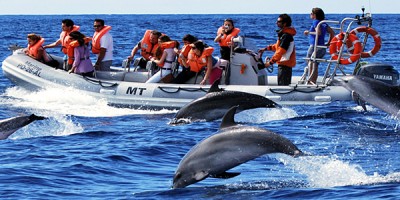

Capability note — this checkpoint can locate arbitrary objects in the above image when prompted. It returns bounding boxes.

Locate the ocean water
[0,14,400,199]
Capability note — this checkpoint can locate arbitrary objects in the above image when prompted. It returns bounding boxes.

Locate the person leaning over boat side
[127,30,162,70]
[43,19,80,70]
[92,19,113,71]
[25,33,51,63]
[303,7,335,84]
[214,18,240,61]
[259,14,296,86]
[171,34,199,84]
[67,31,94,77]
[146,35,178,83]
[187,41,228,85]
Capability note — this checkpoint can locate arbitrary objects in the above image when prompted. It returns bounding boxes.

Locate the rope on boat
[269,85,324,94]
[83,76,119,88]
[158,86,209,93]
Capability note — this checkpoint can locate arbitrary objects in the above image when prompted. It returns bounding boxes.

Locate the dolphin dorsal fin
[208,80,223,93]
[220,106,238,129]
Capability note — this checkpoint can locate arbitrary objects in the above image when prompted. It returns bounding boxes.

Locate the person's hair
[224,18,235,27]
[151,30,162,38]
[192,40,208,53]
[69,31,86,46]
[94,19,105,26]
[312,7,325,21]
[279,14,292,27]
[62,19,74,27]
[182,34,198,44]
[158,35,171,43]
[155,35,172,58]
[27,33,41,42]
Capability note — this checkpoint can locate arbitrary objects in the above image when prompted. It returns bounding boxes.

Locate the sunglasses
[93,25,102,28]
[191,47,197,50]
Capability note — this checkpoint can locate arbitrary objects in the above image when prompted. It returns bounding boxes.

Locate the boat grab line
[269,85,324,94]
[158,86,208,93]
[83,76,119,88]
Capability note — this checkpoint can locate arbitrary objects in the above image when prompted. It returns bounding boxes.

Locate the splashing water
[277,155,400,188]
[1,86,177,117]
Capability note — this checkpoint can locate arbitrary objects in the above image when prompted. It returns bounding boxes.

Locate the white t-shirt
[99,32,113,61]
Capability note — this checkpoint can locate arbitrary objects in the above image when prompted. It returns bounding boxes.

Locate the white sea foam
[277,154,400,188]
[2,86,176,117]
[8,113,84,139]
[235,107,298,123]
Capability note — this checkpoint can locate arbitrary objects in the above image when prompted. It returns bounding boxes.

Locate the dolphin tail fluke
[210,172,241,179]
[220,106,239,129]
[29,114,46,122]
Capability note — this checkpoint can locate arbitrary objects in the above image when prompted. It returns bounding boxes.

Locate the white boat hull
[2,51,352,109]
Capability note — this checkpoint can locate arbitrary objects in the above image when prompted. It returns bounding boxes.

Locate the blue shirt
[309,19,328,46]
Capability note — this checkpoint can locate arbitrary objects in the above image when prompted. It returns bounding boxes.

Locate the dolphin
[170,82,280,124]
[0,114,46,140]
[172,106,302,189]
[332,75,400,118]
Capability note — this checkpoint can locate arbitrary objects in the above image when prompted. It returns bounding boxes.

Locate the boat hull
[2,51,352,109]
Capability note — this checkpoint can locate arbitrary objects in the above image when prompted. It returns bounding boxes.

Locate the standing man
[259,14,296,86]
[92,19,113,71]
[44,19,80,70]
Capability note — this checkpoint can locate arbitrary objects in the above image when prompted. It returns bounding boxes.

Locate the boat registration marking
[17,61,42,77]
[126,87,147,95]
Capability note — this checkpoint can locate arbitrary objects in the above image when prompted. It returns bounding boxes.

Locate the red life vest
[67,37,92,65]
[140,30,159,60]
[92,25,111,54]
[178,44,191,65]
[28,38,45,59]
[187,47,214,73]
[60,25,80,54]
[217,27,240,47]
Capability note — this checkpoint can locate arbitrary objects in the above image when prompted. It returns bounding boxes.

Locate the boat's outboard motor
[355,63,399,85]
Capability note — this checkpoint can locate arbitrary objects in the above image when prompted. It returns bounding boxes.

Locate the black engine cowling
[355,63,399,85]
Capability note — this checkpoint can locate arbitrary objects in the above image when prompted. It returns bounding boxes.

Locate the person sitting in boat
[303,7,335,84]
[25,33,51,63]
[92,19,113,71]
[67,31,95,77]
[171,34,199,84]
[186,41,228,85]
[43,19,80,71]
[146,35,178,83]
[259,14,296,86]
[127,30,162,70]
[214,18,240,61]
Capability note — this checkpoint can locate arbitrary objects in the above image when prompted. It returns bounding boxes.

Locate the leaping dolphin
[172,106,302,189]
[0,114,46,140]
[332,75,400,118]
[170,82,280,124]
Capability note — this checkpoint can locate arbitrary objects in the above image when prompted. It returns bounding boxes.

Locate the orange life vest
[67,37,92,65]
[140,30,159,60]
[217,27,240,47]
[60,25,80,54]
[28,38,45,59]
[160,41,177,52]
[178,44,191,65]
[155,41,178,67]
[92,25,111,54]
[187,47,214,73]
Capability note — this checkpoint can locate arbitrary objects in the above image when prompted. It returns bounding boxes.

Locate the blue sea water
[0,14,400,199]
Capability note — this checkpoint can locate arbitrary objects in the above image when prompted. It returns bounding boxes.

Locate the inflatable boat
[2,14,398,110]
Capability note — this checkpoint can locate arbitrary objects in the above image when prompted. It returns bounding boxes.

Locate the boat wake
[1,86,177,117]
